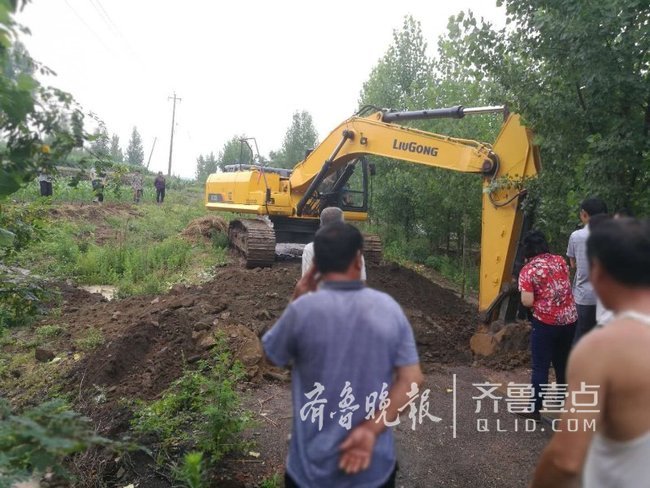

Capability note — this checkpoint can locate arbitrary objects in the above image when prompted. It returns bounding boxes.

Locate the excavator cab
[315,157,370,214]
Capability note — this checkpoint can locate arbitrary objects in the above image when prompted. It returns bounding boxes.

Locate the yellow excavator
[205,105,540,324]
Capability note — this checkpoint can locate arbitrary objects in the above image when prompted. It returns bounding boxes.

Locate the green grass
[74,328,104,351]
[259,473,282,488]
[378,232,480,293]
[35,324,64,339]
[173,451,205,488]
[5,182,228,298]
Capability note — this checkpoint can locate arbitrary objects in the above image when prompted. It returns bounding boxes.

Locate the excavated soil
[63,262,477,422]
[18,259,516,486]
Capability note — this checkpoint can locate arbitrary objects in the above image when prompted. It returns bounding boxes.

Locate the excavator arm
[288,106,540,319]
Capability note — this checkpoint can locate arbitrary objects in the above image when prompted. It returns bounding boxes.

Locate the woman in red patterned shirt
[518,230,578,419]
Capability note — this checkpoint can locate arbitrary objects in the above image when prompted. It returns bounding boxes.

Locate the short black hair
[314,222,363,274]
[588,213,611,230]
[522,230,550,259]
[587,218,650,286]
[581,197,608,217]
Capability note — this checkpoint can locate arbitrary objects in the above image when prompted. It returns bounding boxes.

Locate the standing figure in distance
[131,170,144,203]
[38,168,53,197]
[154,171,166,204]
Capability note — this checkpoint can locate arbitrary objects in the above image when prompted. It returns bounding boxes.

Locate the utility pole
[167,92,181,177]
[146,137,157,170]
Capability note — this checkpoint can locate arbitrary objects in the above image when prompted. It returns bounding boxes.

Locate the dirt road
[238,363,547,488]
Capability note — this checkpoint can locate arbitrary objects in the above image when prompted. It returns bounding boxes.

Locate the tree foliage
[219,134,252,169]
[0,1,89,198]
[195,136,253,182]
[125,126,144,166]
[359,15,497,257]
[0,398,110,484]
[195,151,218,182]
[90,125,109,158]
[109,133,123,162]
[272,111,318,168]
[450,0,650,239]
[360,16,432,110]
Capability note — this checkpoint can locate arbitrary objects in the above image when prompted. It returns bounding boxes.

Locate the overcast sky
[17,0,503,178]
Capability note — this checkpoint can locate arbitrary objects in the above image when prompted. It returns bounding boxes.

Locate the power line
[87,0,113,31]
[89,0,119,33]
[85,0,142,63]
[63,0,115,55]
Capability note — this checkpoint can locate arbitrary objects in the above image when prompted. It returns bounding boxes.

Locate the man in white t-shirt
[302,207,367,280]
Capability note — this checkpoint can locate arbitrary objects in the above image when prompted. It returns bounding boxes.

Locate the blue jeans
[531,317,576,411]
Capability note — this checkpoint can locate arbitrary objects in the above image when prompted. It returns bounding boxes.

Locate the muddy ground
[1,207,536,487]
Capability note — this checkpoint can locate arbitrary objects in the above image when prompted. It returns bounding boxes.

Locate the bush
[425,254,479,292]
[0,201,48,257]
[0,268,50,328]
[131,334,250,462]
[0,398,109,485]
[382,235,431,264]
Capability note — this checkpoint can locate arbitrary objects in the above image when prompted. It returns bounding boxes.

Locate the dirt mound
[62,261,477,426]
[366,263,476,364]
[181,215,228,242]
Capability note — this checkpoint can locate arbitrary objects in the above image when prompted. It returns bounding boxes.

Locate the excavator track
[363,233,383,264]
[228,219,276,268]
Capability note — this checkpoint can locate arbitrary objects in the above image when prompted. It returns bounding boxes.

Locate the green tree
[218,135,251,170]
[0,2,88,199]
[357,14,504,267]
[4,40,34,80]
[360,15,432,111]
[451,1,650,241]
[109,134,123,162]
[358,16,434,240]
[90,125,109,158]
[195,151,218,182]
[125,126,144,166]
[273,111,318,169]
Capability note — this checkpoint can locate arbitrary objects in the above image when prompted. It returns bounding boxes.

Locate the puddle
[80,285,118,300]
